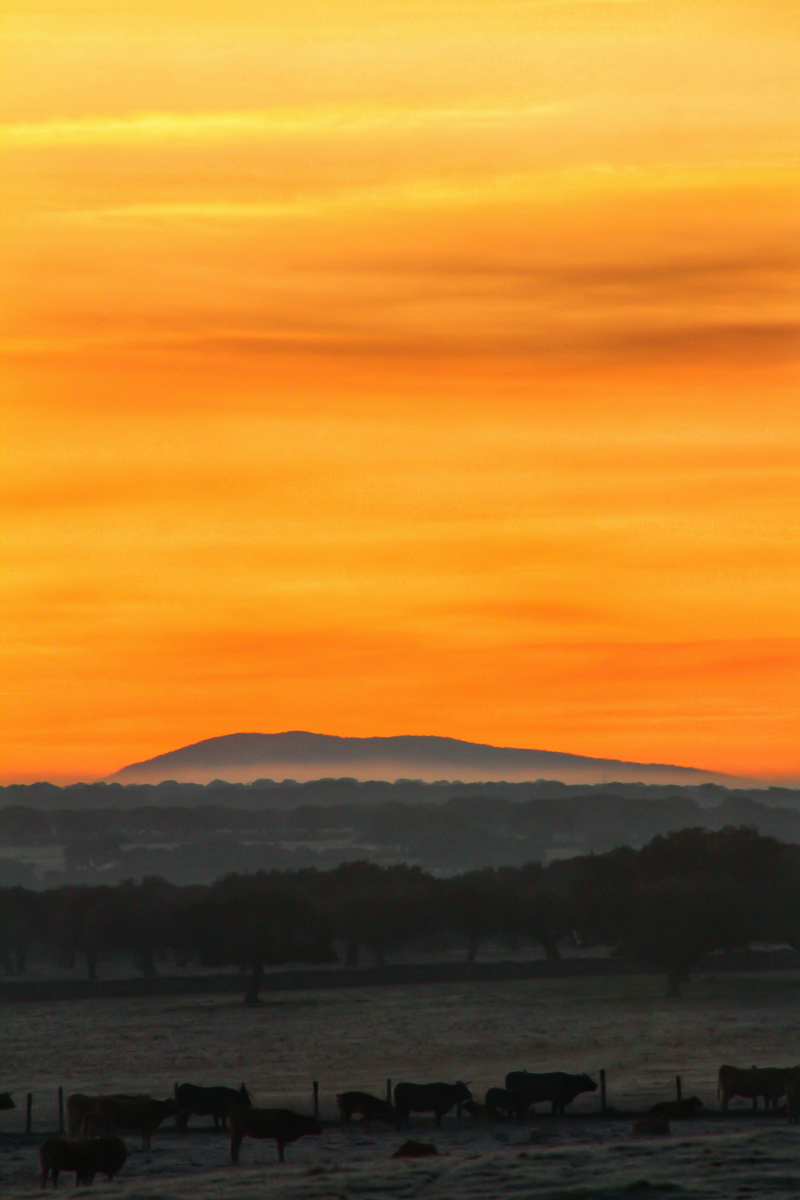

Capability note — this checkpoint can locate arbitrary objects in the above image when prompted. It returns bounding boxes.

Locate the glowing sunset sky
[1,0,798,783]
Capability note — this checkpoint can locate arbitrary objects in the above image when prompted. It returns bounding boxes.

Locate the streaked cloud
[1,0,798,782]
[1,102,570,148]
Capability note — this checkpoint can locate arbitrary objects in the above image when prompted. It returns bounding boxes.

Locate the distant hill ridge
[109,731,744,786]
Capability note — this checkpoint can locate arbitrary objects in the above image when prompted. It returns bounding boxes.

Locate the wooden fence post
[58,1086,64,1134]
[313,1081,319,1120]
[26,1093,32,1135]
[675,1075,682,1101]
[600,1069,607,1114]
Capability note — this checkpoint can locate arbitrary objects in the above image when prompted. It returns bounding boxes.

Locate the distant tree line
[5,791,800,884]
[2,777,799,814]
[1,826,800,999]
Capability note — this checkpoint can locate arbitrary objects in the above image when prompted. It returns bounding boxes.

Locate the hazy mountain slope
[109,731,741,786]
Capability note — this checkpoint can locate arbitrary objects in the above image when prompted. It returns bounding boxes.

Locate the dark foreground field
[2,971,800,1197]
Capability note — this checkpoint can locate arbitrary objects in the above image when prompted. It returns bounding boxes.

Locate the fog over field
[2,974,800,1198]
[2,778,799,887]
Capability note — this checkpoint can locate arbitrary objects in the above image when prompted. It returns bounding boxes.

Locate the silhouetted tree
[115,877,180,977]
[42,886,125,981]
[187,877,335,1003]
[508,863,573,963]
[444,869,516,963]
[0,886,41,975]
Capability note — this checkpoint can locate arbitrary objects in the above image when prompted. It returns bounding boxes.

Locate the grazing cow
[505,1071,598,1115]
[785,1069,800,1124]
[717,1065,790,1113]
[39,1136,127,1187]
[94,1096,178,1149]
[485,1087,512,1120]
[485,1087,530,1120]
[229,1105,322,1164]
[336,1091,396,1126]
[633,1118,670,1136]
[176,1083,251,1131]
[67,1093,141,1138]
[462,1099,485,1120]
[648,1097,704,1120]
[0,1092,15,1111]
[393,1081,472,1129]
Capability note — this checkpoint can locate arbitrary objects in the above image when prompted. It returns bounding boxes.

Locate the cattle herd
[0,1064,797,1186]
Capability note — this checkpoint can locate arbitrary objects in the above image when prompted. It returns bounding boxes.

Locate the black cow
[505,1071,597,1115]
[229,1106,322,1164]
[177,1083,252,1131]
[394,1081,471,1128]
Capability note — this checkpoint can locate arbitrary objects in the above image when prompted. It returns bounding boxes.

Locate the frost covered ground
[2,970,800,1197]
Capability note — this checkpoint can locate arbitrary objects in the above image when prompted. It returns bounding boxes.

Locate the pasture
[2,970,800,1197]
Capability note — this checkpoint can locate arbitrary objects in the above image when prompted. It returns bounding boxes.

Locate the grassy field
[2,971,800,1196]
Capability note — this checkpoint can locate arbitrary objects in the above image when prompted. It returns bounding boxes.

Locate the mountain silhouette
[109,731,740,786]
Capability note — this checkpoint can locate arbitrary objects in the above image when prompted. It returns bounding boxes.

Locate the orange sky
[1,0,799,783]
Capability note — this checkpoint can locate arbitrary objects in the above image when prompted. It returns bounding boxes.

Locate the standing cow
[93,1096,178,1148]
[505,1071,597,1115]
[67,1093,141,1138]
[229,1105,322,1163]
[177,1083,251,1131]
[393,1081,472,1129]
[786,1068,800,1123]
[717,1065,790,1113]
[39,1136,127,1188]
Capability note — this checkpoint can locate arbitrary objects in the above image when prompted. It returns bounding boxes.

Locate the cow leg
[40,1164,49,1188]
[230,1131,242,1164]
[277,1139,286,1164]
[435,1111,443,1127]
[52,1166,59,1187]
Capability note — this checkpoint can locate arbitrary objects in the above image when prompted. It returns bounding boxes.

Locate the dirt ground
[2,970,799,1197]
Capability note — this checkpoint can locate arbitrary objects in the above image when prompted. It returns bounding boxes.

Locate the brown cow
[39,1136,127,1187]
[94,1096,178,1149]
[0,1092,15,1112]
[718,1065,790,1112]
[229,1105,322,1164]
[648,1097,704,1120]
[336,1091,396,1126]
[66,1093,141,1138]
